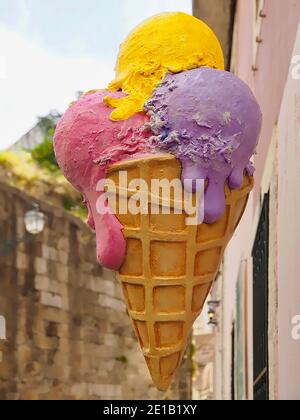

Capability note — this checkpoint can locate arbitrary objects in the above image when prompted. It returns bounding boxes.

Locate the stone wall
[0,182,191,400]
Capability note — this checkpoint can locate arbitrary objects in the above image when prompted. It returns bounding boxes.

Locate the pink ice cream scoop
[54,90,152,270]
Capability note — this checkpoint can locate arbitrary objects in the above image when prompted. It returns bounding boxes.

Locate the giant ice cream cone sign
[54,12,262,391]
[105,155,253,390]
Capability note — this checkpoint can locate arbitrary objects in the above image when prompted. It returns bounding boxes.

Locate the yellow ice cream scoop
[104,12,224,121]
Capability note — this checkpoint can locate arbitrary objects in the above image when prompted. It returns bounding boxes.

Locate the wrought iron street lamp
[207,301,220,327]
[0,203,45,256]
[24,204,45,235]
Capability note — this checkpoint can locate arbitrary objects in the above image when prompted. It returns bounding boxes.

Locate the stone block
[57,237,69,251]
[57,323,70,338]
[54,217,68,235]
[58,250,68,265]
[49,280,63,295]
[41,292,63,309]
[71,383,87,400]
[82,327,102,345]
[104,334,119,347]
[41,307,69,324]
[87,277,115,296]
[43,363,69,380]
[34,275,50,291]
[53,351,69,366]
[78,272,88,287]
[30,318,46,336]
[17,346,32,366]
[42,244,57,261]
[34,333,59,350]
[20,390,39,400]
[16,216,25,237]
[44,280,68,298]
[96,345,120,359]
[81,262,94,274]
[124,337,135,347]
[35,258,47,275]
[102,268,116,281]
[58,338,71,353]
[87,383,121,398]
[98,295,126,313]
[98,360,115,374]
[114,285,123,300]
[16,253,29,271]
[56,264,68,283]
[15,328,27,346]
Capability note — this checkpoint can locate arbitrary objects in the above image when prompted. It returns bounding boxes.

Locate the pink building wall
[236,0,300,206]
[277,25,300,399]
[218,0,300,400]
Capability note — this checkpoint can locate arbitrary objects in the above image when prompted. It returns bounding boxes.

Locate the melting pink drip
[84,190,126,271]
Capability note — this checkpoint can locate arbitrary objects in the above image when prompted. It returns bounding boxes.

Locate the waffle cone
[106,154,253,391]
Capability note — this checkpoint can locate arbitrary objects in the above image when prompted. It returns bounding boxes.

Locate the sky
[0,0,192,150]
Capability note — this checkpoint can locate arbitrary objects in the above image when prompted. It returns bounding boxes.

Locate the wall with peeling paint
[277,24,300,400]
[214,0,300,400]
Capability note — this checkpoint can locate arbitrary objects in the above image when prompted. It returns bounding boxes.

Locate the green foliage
[115,355,128,364]
[189,341,198,379]
[37,111,61,132]
[62,196,73,211]
[71,204,88,219]
[31,111,62,172]
[31,128,59,172]
[189,341,196,358]
[63,197,88,219]
[1,109,88,222]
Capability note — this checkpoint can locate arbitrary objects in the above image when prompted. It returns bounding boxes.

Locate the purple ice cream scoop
[145,67,262,224]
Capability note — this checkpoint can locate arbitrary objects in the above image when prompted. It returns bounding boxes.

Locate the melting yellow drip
[104,12,224,121]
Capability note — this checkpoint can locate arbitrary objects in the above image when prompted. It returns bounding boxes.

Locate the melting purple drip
[181,161,232,224]
[145,68,262,224]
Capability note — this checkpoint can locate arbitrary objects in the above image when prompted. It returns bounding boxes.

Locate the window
[252,193,269,400]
